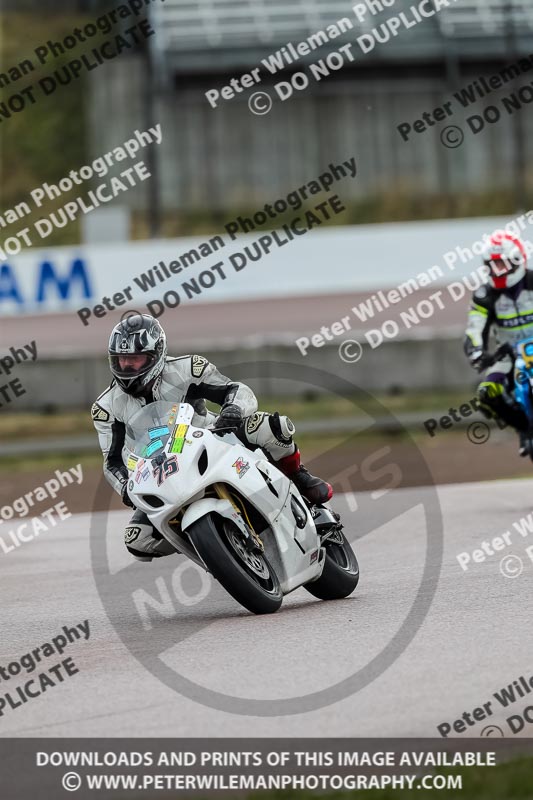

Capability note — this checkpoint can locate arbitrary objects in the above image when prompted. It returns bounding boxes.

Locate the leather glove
[214,403,243,433]
[469,349,484,372]
[121,481,135,508]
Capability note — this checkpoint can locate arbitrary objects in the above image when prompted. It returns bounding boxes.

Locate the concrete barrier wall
[13,336,476,412]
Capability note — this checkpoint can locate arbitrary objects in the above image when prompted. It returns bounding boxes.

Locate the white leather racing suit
[92,355,296,559]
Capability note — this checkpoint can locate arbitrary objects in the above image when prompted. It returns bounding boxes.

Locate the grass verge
[242,756,533,799]
[0,390,477,442]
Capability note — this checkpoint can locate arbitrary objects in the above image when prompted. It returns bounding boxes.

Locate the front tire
[305,528,359,600]
[187,514,282,615]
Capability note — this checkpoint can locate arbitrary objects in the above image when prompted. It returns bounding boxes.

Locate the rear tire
[305,529,359,600]
[187,514,282,615]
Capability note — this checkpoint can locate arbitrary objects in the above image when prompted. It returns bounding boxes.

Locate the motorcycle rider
[92,313,333,561]
[464,231,533,454]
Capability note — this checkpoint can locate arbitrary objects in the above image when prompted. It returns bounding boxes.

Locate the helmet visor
[485,257,517,280]
[109,352,157,380]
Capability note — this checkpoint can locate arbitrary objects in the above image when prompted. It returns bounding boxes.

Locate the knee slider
[268,412,295,444]
[126,546,154,562]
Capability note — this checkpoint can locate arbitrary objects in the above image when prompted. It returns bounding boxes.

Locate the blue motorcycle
[482,337,533,456]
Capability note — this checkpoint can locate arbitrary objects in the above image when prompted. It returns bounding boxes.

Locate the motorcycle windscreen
[125,400,193,457]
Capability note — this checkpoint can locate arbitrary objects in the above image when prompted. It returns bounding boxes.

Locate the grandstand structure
[86,0,533,219]
[149,0,533,69]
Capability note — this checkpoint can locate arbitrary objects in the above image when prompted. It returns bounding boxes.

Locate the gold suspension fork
[214,483,264,551]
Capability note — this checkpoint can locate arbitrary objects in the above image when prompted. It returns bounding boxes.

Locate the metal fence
[149,0,533,68]
[437,0,533,36]
[151,0,357,50]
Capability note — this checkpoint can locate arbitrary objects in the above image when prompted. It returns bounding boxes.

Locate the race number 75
[152,455,179,486]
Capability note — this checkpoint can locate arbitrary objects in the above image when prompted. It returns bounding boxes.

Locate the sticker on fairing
[169,423,189,454]
[176,403,195,425]
[144,440,164,457]
[152,455,179,486]
[168,404,179,426]
[127,454,139,471]
[148,426,169,440]
[135,467,150,483]
[233,457,250,478]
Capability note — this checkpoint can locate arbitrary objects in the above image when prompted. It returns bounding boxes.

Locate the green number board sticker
[170,423,189,454]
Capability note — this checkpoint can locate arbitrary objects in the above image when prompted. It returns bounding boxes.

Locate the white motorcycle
[124,401,359,615]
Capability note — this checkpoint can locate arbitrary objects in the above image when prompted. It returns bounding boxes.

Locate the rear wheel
[187,514,282,615]
[305,528,359,600]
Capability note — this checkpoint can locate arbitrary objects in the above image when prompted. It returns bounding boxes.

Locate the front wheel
[305,528,359,600]
[187,514,282,615]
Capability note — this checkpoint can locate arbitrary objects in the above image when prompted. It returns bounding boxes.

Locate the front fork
[213,483,264,552]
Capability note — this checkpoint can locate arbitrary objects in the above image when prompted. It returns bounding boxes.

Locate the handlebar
[209,425,240,436]
[479,343,515,370]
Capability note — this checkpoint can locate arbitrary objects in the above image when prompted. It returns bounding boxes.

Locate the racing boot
[277,448,333,505]
[124,509,175,561]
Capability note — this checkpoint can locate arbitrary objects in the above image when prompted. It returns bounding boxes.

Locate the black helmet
[108,314,167,397]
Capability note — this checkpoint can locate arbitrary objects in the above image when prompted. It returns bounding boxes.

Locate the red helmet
[482,232,527,289]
